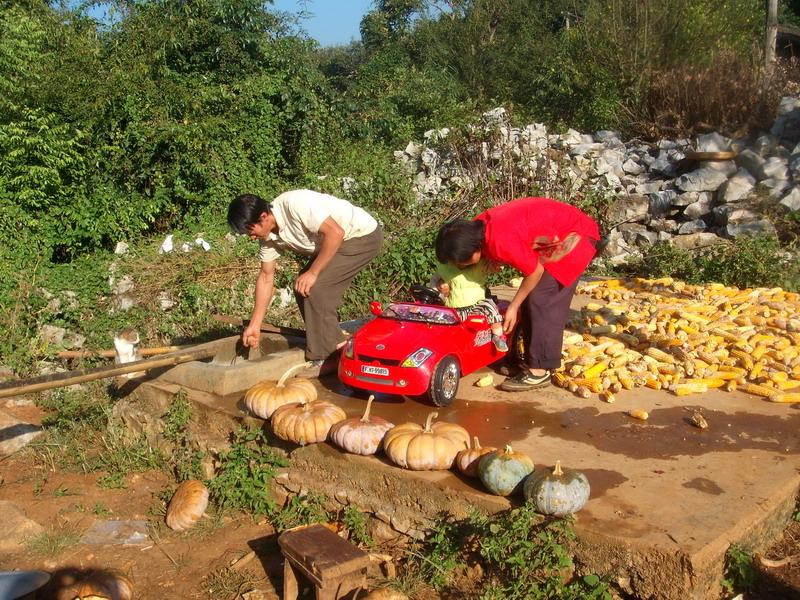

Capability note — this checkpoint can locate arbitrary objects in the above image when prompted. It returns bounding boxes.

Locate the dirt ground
[0,399,798,600]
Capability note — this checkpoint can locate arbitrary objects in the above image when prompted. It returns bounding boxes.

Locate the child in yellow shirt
[431,259,508,352]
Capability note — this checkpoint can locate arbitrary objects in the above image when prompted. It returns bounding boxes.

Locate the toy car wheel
[428,355,460,407]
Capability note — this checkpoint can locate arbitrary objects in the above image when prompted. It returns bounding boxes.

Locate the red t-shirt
[475,197,600,286]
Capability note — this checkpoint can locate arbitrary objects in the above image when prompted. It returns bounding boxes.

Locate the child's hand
[437,282,450,297]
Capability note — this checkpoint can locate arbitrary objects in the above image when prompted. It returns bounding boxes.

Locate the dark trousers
[295,226,383,361]
[518,271,579,370]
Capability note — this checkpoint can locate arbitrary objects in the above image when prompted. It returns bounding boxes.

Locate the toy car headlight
[401,348,433,367]
[344,338,355,359]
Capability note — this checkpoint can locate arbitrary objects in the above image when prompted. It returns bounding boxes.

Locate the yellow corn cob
[582,362,608,380]
[552,371,569,389]
[730,349,754,370]
[776,379,800,391]
[657,363,678,375]
[619,375,635,390]
[475,374,495,387]
[608,381,622,394]
[574,378,604,393]
[645,378,662,390]
[688,377,726,389]
[672,382,708,396]
[563,333,584,345]
[599,391,616,403]
[751,345,769,361]
[646,347,676,363]
[628,408,649,420]
[748,361,766,380]
[724,380,738,392]
[740,382,778,398]
[769,371,789,383]
[768,392,800,403]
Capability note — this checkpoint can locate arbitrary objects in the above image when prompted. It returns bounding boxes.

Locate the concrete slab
[125,288,800,599]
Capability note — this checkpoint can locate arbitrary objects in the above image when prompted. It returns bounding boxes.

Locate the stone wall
[394,100,800,265]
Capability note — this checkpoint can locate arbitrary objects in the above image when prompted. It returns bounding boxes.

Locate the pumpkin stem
[553,461,563,476]
[424,411,438,432]
[361,395,375,422]
[504,444,513,454]
[473,436,481,450]
[278,362,312,387]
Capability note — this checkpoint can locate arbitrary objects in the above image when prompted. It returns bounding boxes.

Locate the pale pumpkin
[55,570,133,600]
[271,399,346,445]
[383,412,469,471]
[329,395,394,455]
[454,436,497,478]
[523,461,590,516]
[166,479,209,531]
[478,445,534,496]
[244,362,318,419]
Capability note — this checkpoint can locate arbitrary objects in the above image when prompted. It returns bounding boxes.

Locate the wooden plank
[278,525,369,579]
[0,346,216,399]
[683,150,738,161]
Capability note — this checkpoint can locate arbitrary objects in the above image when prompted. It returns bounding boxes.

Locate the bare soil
[1,400,797,600]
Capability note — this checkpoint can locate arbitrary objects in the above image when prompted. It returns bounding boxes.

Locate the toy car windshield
[381,303,459,325]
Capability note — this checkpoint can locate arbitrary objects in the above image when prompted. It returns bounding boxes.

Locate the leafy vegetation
[722,544,757,596]
[393,504,611,599]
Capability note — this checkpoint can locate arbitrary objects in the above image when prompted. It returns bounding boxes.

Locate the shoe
[297,357,339,378]
[499,369,551,392]
[492,335,509,353]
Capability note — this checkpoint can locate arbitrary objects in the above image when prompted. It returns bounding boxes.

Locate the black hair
[435,219,486,263]
[227,194,272,234]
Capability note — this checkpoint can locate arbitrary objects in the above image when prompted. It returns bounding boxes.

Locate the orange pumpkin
[244,362,318,419]
[271,399,346,445]
[454,436,497,478]
[383,412,469,470]
[166,479,209,531]
[329,395,394,455]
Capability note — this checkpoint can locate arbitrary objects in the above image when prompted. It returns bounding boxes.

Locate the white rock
[678,219,706,234]
[779,187,800,211]
[674,167,729,192]
[718,169,755,203]
[671,232,727,250]
[195,237,211,251]
[696,132,732,152]
[114,241,129,255]
[726,220,776,237]
[684,196,715,219]
[159,234,174,254]
[736,149,766,178]
[180,242,193,252]
[622,159,645,175]
[761,156,790,180]
[700,160,737,175]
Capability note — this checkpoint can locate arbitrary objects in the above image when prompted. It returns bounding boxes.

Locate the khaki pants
[295,226,383,361]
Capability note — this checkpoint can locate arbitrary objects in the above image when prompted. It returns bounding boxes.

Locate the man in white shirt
[227,190,383,370]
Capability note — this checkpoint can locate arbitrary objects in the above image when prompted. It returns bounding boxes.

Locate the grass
[27,524,81,556]
[203,567,260,600]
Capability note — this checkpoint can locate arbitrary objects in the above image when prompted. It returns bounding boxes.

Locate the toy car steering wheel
[410,285,445,306]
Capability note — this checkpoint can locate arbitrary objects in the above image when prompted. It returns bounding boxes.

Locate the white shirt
[258,189,378,262]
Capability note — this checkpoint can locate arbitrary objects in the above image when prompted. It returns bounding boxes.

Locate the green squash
[477,445,534,496]
[523,461,590,516]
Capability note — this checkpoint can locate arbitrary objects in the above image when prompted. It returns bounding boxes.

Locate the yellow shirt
[436,260,489,308]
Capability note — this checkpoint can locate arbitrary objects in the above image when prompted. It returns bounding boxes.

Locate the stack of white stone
[393,99,800,265]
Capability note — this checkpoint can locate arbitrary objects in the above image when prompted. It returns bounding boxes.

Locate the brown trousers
[295,226,383,361]
[517,271,579,370]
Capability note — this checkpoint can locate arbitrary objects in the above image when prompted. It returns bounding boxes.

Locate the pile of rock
[394,99,800,265]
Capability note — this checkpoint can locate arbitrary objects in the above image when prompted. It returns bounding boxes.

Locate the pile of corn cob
[554,277,800,404]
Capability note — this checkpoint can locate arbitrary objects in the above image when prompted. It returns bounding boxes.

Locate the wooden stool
[278,524,370,600]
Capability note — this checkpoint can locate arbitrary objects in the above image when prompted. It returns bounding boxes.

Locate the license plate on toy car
[361,365,389,376]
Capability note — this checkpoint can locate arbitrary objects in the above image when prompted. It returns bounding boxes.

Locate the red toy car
[338,286,517,406]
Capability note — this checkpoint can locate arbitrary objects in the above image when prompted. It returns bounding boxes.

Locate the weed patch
[270,492,330,532]
[342,505,374,549]
[27,523,81,557]
[721,544,757,596]
[207,427,287,517]
[203,567,259,600]
[398,504,611,600]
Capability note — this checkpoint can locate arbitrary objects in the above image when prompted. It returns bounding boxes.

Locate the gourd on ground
[329,395,394,455]
[271,399,346,445]
[165,479,209,531]
[244,362,318,419]
[383,412,469,470]
[454,436,496,478]
[54,570,133,600]
[478,445,534,496]
[523,461,590,516]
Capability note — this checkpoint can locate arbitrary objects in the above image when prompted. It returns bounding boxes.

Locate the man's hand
[502,304,519,335]
[294,271,318,297]
[242,324,261,348]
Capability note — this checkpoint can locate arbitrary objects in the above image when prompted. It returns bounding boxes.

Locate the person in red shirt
[434,197,600,391]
